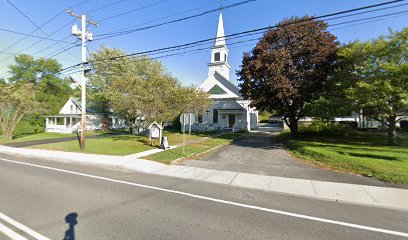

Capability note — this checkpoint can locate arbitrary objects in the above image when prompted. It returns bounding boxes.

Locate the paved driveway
[183,125,401,187]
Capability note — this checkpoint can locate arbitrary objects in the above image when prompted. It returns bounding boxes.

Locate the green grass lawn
[162,129,220,145]
[0,132,79,144]
[280,131,408,185]
[28,134,155,156]
[145,132,244,164]
[24,129,220,156]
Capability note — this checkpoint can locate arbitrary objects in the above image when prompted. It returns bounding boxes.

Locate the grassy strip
[144,132,244,164]
[0,132,80,144]
[279,131,408,185]
[27,134,155,156]
[24,130,220,156]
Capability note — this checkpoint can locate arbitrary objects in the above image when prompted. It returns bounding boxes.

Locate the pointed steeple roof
[215,12,226,47]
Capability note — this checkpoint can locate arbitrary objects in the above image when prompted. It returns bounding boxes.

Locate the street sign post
[180,113,195,154]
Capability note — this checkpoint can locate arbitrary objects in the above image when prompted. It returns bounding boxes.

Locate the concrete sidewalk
[1,145,407,211]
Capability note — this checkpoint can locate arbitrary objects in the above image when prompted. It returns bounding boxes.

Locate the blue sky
[0,0,407,86]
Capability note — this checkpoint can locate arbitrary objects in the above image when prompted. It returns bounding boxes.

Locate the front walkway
[183,125,402,188]
[0,144,407,211]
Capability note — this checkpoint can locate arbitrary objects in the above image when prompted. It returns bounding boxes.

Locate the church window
[214,52,220,62]
[213,109,218,123]
[224,54,227,62]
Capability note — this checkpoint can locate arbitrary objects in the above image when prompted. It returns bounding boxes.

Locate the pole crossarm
[66,10,98,26]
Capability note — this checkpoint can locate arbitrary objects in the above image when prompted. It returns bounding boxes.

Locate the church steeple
[215,12,226,47]
[208,12,231,80]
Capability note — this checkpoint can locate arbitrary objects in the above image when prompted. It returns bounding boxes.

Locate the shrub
[172,115,181,130]
[298,120,355,136]
[14,118,45,137]
[401,120,408,131]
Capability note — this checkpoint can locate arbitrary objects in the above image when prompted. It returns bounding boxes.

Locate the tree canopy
[8,54,72,114]
[88,47,211,132]
[0,82,40,140]
[337,27,408,144]
[237,17,339,135]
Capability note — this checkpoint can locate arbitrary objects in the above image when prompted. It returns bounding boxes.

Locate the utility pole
[67,10,97,150]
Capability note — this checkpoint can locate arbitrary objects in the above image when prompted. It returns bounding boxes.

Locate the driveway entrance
[182,124,399,187]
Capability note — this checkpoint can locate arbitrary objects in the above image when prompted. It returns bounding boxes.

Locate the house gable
[59,98,81,114]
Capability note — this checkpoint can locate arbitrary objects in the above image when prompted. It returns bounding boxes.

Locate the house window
[213,109,218,123]
[214,52,220,62]
[70,105,74,113]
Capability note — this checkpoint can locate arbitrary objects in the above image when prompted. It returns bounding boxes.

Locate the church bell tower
[208,12,231,80]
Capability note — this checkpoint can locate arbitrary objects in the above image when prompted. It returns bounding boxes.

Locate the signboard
[148,121,163,144]
[150,127,160,138]
[179,113,196,154]
[180,113,195,126]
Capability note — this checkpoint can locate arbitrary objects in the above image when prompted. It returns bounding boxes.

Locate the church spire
[208,11,230,80]
[215,12,226,47]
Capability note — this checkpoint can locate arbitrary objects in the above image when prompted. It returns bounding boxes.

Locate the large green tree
[89,47,210,132]
[337,28,408,144]
[237,17,339,136]
[8,54,72,115]
[0,82,40,140]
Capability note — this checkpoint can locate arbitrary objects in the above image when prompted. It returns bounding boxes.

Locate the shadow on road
[63,212,78,240]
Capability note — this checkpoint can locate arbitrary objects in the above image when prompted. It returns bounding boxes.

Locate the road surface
[0,152,407,240]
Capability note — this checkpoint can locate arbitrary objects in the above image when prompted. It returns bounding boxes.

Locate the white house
[45,98,126,133]
[193,12,258,132]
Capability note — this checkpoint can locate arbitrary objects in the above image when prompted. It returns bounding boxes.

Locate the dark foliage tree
[237,16,339,136]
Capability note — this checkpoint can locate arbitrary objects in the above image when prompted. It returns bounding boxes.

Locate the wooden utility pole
[67,10,97,150]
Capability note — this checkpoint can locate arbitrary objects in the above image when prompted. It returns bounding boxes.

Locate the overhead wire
[2,0,407,80]
[0,0,91,65]
[93,0,257,40]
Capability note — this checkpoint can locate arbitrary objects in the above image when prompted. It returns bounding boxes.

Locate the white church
[193,12,258,132]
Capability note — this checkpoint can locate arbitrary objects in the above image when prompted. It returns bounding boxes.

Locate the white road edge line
[0,222,28,240]
[0,212,50,240]
[1,157,407,238]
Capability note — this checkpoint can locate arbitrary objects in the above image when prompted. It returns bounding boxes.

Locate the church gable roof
[199,71,242,99]
[214,99,245,110]
[213,71,241,96]
[208,84,227,94]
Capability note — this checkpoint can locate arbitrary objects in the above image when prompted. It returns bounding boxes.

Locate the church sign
[148,121,163,144]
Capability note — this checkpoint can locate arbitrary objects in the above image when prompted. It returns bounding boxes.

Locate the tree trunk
[285,116,299,137]
[388,116,397,145]
[4,129,13,140]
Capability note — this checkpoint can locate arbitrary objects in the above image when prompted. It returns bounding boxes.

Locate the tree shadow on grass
[337,151,400,161]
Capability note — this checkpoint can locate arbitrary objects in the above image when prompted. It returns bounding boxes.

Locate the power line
[3,0,407,79]
[93,0,401,40]
[87,0,129,13]
[28,0,234,63]
[94,0,257,40]
[106,0,234,34]
[97,0,171,22]
[0,28,73,44]
[0,0,90,64]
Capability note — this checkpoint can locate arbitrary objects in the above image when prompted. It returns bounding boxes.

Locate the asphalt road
[0,153,407,240]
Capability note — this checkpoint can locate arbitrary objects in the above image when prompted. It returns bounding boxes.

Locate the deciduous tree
[337,28,408,144]
[89,47,210,132]
[0,82,40,140]
[237,16,339,136]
